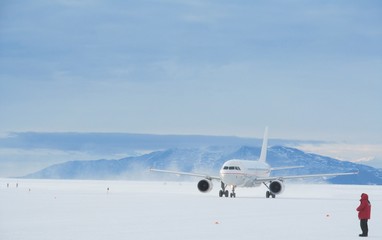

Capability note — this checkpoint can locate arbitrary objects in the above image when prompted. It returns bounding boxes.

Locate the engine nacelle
[269,180,285,195]
[197,179,213,193]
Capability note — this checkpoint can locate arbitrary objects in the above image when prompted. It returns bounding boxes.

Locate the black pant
[360,219,368,236]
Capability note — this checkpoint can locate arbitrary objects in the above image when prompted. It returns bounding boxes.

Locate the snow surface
[1,179,381,240]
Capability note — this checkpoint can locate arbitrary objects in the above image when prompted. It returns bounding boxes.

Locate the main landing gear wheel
[219,182,229,197]
[266,191,276,198]
[219,190,229,197]
[263,182,276,199]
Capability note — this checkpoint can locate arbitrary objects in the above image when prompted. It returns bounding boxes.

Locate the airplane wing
[270,166,304,171]
[150,168,221,181]
[254,171,358,183]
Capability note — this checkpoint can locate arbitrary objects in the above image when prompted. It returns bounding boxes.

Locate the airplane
[150,127,358,198]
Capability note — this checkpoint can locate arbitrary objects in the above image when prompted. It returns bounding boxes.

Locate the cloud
[296,143,382,163]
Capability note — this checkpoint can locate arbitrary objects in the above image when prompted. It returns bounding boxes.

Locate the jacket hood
[361,193,369,200]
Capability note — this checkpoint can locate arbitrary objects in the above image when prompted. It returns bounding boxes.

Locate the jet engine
[197,179,213,193]
[269,180,285,195]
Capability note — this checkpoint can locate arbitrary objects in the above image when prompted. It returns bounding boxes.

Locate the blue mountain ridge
[22,145,382,185]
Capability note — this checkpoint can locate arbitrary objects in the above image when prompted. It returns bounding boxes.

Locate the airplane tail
[258,127,268,162]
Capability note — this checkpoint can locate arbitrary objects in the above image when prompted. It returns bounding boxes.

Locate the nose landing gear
[230,185,236,198]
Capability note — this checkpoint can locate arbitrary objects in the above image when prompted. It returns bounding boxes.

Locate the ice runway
[1,179,381,240]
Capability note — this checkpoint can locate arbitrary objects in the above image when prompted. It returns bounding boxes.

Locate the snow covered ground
[1,179,381,240]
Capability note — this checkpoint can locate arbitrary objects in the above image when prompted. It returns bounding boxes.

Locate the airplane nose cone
[220,171,244,185]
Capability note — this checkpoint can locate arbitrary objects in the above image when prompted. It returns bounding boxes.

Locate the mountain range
[23,145,382,185]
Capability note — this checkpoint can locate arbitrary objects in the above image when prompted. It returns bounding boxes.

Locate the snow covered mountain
[22,145,382,185]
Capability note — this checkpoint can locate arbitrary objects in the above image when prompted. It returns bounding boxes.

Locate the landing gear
[230,185,236,198]
[219,181,229,197]
[219,182,237,198]
[263,183,276,198]
[219,189,229,197]
[266,190,275,198]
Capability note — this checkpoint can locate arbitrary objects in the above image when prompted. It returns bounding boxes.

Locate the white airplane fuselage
[219,159,271,187]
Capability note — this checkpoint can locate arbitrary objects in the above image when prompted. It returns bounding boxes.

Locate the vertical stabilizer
[258,127,268,162]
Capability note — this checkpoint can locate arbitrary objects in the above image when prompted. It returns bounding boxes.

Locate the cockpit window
[224,166,241,170]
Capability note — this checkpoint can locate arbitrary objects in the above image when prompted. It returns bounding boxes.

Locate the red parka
[356,193,371,220]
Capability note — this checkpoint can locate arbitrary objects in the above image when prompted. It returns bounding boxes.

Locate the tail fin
[259,127,268,162]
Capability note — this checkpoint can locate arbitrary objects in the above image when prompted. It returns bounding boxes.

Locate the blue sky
[1,0,382,173]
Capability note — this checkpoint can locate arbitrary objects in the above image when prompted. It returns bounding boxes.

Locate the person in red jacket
[356,193,371,237]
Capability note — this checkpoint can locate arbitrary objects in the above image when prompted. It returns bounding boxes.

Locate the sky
[1,0,382,171]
